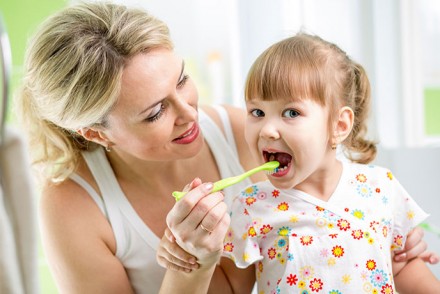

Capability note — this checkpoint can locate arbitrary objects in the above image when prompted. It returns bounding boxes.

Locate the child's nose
[259,121,280,140]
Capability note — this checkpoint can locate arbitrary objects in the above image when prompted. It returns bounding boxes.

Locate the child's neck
[295,159,343,202]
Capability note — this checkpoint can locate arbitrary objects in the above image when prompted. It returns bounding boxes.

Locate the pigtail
[344,62,377,164]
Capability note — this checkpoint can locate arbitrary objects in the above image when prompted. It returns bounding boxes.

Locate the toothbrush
[172,161,280,201]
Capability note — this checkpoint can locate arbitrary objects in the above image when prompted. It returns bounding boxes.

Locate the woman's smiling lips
[173,123,200,144]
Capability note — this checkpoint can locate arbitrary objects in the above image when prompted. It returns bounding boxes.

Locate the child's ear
[333,106,354,144]
[77,127,110,147]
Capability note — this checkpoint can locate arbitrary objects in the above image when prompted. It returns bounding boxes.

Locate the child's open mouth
[263,150,292,176]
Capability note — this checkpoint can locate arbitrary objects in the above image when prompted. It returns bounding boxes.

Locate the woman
[16,2,433,293]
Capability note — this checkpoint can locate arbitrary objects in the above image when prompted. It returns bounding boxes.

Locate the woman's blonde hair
[15,2,173,182]
[245,33,376,164]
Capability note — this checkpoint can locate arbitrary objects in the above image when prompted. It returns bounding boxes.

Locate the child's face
[245,97,335,190]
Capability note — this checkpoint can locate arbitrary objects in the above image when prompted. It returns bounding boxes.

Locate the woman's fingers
[172,190,225,234]
[394,226,426,262]
[419,251,440,264]
[165,179,230,267]
[198,199,228,235]
[167,181,214,227]
[156,230,199,272]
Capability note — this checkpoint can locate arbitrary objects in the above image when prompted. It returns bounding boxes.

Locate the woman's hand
[157,228,199,273]
[394,226,439,264]
[166,178,230,268]
[393,226,439,276]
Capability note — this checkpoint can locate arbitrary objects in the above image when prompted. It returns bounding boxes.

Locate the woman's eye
[283,109,300,118]
[146,103,165,122]
[177,74,189,88]
[250,109,265,117]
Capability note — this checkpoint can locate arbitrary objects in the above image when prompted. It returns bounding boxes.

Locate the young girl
[220,33,440,293]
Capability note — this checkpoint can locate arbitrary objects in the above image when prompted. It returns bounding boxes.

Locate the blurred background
[1,0,439,292]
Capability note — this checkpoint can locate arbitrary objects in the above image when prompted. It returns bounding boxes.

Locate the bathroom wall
[375,146,440,276]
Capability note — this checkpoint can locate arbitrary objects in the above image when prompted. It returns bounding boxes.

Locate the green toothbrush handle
[171,182,224,201]
[171,161,279,201]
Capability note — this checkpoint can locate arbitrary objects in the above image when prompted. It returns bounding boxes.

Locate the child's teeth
[269,154,275,161]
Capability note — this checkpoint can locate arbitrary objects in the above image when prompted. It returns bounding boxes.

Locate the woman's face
[101,48,203,162]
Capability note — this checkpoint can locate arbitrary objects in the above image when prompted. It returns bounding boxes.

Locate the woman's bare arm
[40,180,134,293]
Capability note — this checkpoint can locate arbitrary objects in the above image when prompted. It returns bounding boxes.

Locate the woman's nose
[173,96,197,125]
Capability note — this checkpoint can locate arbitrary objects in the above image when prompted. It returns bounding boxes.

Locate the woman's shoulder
[40,172,116,252]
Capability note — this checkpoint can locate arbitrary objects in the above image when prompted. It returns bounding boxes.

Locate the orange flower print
[332,245,345,258]
[300,235,313,246]
[375,188,381,193]
[245,197,256,206]
[277,202,289,211]
[381,284,393,294]
[286,273,298,286]
[316,206,325,211]
[224,243,234,252]
[248,226,257,237]
[356,173,367,182]
[260,224,273,235]
[309,278,324,292]
[329,233,338,239]
[337,219,351,231]
[244,208,249,215]
[394,235,403,247]
[386,171,393,180]
[352,229,363,240]
[272,189,280,198]
[366,259,377,271]
[267,247,277,259]
[298,280,306,288]
[382,226,388,238]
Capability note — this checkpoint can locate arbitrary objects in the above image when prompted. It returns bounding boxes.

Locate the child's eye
[177,74,189,88]
[283,109,300,118]
[146,103,165,122]
[250,109,265,117]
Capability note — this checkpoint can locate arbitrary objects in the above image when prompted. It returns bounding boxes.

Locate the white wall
[375,147,440,276]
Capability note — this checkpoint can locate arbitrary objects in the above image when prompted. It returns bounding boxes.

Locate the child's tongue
[268,152,292,168]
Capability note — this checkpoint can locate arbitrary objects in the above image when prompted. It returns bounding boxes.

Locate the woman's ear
[77,128,109,147]
[333,106,354,144]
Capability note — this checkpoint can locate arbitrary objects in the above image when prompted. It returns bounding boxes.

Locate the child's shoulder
[344,161,399,184]
[346,160,392,174]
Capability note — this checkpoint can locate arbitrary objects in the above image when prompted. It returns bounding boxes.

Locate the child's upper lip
[262,147,289,155]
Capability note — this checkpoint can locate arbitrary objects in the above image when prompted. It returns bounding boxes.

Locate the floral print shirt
[223,161,428,294]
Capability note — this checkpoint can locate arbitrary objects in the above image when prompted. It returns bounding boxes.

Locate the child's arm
[394,257,440,294]
[217,257,256,293]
